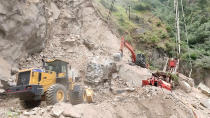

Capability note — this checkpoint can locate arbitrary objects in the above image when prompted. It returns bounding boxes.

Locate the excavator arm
[120,37,136,63]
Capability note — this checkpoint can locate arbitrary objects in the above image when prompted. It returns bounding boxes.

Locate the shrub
[134,3,151,11]
[157,22,161,27]
[100,0,117,12]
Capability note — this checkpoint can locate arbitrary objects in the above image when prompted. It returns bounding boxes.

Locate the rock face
[0,0,48,62]
[0,0,59,86]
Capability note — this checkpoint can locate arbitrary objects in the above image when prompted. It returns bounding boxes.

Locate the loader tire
[20,100,41,109]
[70,85,84,105]
[46,84,67,105]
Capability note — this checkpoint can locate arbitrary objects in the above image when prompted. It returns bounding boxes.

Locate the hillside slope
[0,0,209,118]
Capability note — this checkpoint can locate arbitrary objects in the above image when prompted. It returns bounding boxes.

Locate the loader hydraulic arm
[120,37,136,63]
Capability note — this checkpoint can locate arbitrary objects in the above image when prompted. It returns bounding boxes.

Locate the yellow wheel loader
[7,59,93,108]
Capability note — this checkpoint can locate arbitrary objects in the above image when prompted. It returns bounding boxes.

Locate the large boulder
[198,83,210,96]
[85,57,118,85]
[118,64,151,87]
[178,73,194,87]
[200,99,210,109]
[179,80,192,93]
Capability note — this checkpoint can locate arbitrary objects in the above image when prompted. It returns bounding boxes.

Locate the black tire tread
[46,84,67,105]
[70,85,84,105]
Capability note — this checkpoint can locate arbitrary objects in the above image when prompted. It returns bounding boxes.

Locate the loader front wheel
[70,85,84,105]
[46,84,67,105]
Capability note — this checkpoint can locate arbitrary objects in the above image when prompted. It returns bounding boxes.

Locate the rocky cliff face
[0,0,59,86]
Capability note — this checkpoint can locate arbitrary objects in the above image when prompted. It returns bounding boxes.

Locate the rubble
[51,103,66,117]
[0,0,209,118]
[110,87,135,95]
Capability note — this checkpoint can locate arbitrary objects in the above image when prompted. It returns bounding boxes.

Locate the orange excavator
[120,36,147,68]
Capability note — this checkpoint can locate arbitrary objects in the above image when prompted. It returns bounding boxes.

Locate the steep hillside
[0,0,210,118]
[93,0,210,86]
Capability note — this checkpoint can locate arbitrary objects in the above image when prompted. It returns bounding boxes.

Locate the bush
[160,32,168,39]
[134,3,151,11]
[100,0,117,12]
[157,22,161,27]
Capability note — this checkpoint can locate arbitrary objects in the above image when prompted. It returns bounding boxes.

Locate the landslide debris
[0,0,210,118]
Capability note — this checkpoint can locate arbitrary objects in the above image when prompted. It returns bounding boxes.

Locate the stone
[63,109,81,118]
[83,39,95,50]
[51,105,64,117]
[0,89,5,93]
[200,99,210,109]
[118,64,151,87]
[23,111,31,116]
[179,80,192,93]
[47,105,53,112]
[111,87,135,95]
[198,83,210,96]
[113,52,122,62]
[178,73,194,87]
[112,73,119,79]
[62,38,76,47]
[0,81,2,88]
[49,2,60,22]
[28,0,40,3]
[11,67,19,75]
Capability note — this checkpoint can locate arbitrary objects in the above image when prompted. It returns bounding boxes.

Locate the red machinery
[142,72,172,91]
[120,36,147,68]
[120,36,136,63]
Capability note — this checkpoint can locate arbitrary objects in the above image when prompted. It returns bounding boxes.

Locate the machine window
[61,65,67,73]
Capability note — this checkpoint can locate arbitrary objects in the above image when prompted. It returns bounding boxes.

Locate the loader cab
[45,59,69,78]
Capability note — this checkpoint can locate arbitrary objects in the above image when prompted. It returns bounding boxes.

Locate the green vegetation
[95,0,210,71]
[144,0,210,69]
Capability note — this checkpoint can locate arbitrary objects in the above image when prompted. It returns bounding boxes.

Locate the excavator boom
[120,37,136,63]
